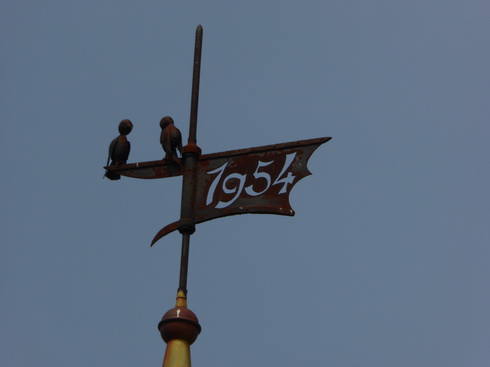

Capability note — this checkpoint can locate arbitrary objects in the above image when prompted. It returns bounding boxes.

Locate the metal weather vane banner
[104,25,331,247]
[106,136,330,245]
[194,138,329,222]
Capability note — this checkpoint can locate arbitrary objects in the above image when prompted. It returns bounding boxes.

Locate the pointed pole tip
[196,25,203,35]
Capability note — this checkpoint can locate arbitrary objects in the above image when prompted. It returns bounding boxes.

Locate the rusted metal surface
[104,119,133,180]
[175,25,203,297]
[194,137,330,219]
[159,25,204,367]
[188,25,203,145]
[104,159,182,179]
[160,116,183,164]
[106,137,329,179]
[106,137,331,245]
[148,137,331,245]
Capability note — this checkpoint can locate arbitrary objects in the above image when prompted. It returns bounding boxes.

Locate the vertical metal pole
[188,25,203,145]
[159,25,204,367]
[178,25,203,295]
[179,233,191,292]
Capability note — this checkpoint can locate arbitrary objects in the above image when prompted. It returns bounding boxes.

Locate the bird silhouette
[104,119,133,180]
[160,116,182,165]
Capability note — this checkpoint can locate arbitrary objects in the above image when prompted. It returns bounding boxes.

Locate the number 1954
[206,153,297,209]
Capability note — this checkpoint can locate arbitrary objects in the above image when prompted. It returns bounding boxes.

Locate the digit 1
[206,162,228,206]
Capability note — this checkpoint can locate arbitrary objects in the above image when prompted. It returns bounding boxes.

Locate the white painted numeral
[244,160,273,196]
[206,163,228,205]
[215,173,246,209]
[206,153,297,208]
[273,153,296,194]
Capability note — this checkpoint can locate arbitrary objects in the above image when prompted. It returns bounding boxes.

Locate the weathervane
[104,25,331,367]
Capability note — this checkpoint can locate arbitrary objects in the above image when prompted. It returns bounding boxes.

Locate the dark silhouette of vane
[160,116,183,165]
[102,25,331,285]
[105,119,133,181]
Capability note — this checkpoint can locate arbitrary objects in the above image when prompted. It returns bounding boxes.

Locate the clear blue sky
[1,1,489,366]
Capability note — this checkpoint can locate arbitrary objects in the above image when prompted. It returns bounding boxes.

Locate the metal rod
[188,25,203,145]
[179,233,190,293]
[177,25,203,294]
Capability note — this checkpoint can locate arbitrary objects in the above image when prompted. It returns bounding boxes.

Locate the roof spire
[159,290,201,367]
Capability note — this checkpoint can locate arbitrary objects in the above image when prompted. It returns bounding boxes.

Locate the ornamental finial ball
[158,306,201,345]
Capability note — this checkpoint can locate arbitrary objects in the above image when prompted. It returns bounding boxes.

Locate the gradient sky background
[1,1,489,366]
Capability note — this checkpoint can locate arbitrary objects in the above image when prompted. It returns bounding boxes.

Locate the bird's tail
[104,170,121,180]
[172,154,182,168]
[165,153,182,168]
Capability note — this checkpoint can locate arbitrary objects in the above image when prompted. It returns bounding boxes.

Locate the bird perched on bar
[160,116,183,165]
[104,119,133,180]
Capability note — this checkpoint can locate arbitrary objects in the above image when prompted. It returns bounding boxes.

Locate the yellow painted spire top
[159,290,201,367]
[175,289,187,307]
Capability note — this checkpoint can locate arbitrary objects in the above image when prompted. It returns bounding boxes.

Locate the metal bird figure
[104,119,133,180]
[160,116,183,165]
